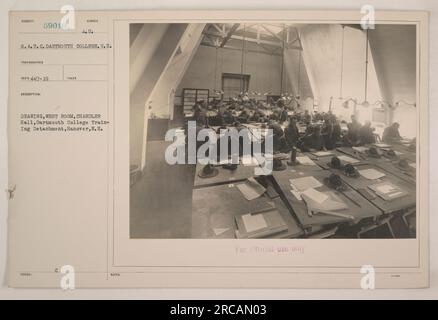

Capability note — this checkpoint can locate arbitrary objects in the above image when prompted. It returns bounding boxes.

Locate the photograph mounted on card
[6,9,429,289]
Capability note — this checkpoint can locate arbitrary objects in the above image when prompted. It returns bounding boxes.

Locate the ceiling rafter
[220,23,240,47]
[260,24,284,42]
[201,42,282,57]
[211,23,226,35]
[201,23,303,51]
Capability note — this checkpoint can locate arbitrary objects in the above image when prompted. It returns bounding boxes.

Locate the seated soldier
[223,109,235,124]
[269,120,288,153]
[313,111,323,122]
[331,118,342,147]
[279,107,289,123]
[249,108,263,122]
[212,110,224,126]
[349,114,362,133]
[382,122,402,142]
[284,118,300,151]
[358,120,376,145]
[303,110,312,125]
[342,115,362,146]
[321,118,335,149]
[299,125,325,152]
[342,123,360,146]
[192,101,203,122]
[237,109,250,123]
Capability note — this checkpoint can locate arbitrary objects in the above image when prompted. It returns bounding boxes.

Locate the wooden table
[194,164,259,188]
[285,156,326,173]
[310,149,368,170]
[337,144,416,163]
[191,183,303,239]
[373,159,416,185]
[271,170,382,231]
[338,163,416,214]
[336,146,416,185]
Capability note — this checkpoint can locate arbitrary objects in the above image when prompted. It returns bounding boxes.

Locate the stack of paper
[301,190,348,213]
[368,182,407,201]
[296,156,316,166]
[359,168,386,180]
[236,177,266,200]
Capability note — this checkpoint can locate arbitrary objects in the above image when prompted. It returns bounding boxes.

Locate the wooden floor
[130,140,196,238]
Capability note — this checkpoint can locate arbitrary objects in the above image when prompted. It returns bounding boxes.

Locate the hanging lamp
[264,47,274,96]
[339,25,345,100]
[361,28,370,108]
[239,24,247,96]
[296,49,302,100]
[252,24,261,96]
[279,24,286,96]
[213,44,221,96]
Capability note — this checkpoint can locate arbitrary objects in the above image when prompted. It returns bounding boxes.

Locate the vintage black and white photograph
[129,22,417,239]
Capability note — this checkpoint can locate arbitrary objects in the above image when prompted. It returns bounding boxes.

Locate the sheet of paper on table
[313,151,334,157]
[359,168,386,180]
[376,184,398,194]
[301,188,329,204]
[369,182,407,200]
[352,146,369,153]
[213,228,230,236]
[237,177,266,200]
[290,189,303,200]
[400,138,412,144]
[296,156,316,166]
[241,213,267,233]
[302,191,348,212]
[374,143,391,148]
[290,176,323,191]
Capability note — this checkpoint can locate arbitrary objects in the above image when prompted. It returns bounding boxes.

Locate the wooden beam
[211,23,225,35]
[287,28,303,50]
[203,34,216,46]
[200,41,282,56]
[226,33,283,47]
[260,24,283,42]
[205,31,302,50]
[220,23,239,47]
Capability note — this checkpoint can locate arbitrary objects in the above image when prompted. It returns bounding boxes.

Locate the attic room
[129,23,417,240]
